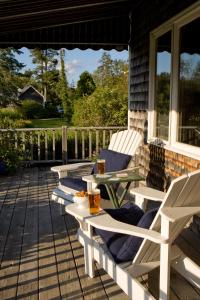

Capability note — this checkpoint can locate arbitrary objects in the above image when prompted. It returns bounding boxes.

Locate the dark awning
[0,0,131,50]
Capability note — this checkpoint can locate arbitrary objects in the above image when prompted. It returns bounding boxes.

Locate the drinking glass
[97,159,105,174]
[88,189,101,214]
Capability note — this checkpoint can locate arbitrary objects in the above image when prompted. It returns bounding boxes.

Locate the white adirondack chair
[51,129,142,208]
[77,169,200,300]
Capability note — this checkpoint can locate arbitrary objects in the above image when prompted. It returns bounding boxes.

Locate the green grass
[30,118,67,128]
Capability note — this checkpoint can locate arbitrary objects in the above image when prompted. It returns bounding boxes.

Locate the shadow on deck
[0,166,199,300]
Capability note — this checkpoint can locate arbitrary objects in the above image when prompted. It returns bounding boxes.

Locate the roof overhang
[0,0,131,50]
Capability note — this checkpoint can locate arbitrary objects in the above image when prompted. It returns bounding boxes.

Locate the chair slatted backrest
[108,130,142,156]
[133,169,200,265]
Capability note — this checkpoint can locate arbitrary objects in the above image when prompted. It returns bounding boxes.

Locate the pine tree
[0,48,25,107]
[56,49,72,124]
[31,48,58,106]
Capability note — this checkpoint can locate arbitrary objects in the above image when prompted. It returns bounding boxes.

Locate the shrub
[20,99,44,119]
[0,145,21,174]
[0,116,32,128]
[0,107,23,120]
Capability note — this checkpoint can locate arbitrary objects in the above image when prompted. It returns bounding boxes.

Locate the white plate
[96,174,111,178]
[116,173,128,178]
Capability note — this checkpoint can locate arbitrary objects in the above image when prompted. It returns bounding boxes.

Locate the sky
[16,47,128,85]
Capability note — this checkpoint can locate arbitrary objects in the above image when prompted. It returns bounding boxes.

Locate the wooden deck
[0,166,199,300]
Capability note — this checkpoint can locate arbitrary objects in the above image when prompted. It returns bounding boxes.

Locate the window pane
[178,17,200,147]
[155,31,171,140]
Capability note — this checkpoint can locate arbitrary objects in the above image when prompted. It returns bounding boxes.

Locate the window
[149,3,200,157]
[178,18,200,147]
[155,31,171,140]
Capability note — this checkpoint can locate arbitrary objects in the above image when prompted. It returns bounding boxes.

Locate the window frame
[148,2,200,159]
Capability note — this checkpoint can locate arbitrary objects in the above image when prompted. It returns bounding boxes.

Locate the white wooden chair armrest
[130,186,166,210]
[130,186,166,202]
[51,162,95,178]
[86,213,167,244]
[161,207,200,222]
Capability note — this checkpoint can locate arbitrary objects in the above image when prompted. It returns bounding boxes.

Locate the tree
[72,52,128,127]
[72,86,128,127]
[93,52,128,87]
[56,49,72,124]
[0,48,25,107]
[76,71,95,97]
[31,48,58,105]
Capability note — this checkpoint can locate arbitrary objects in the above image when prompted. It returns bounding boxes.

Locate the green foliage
[0,107,23,120]
[0,107,32,128]
[30,118,66,128]
[0,145,21,173]
[20,100,59,120]
[20,100,44,119]
[93,52,128,88]
[72,52,128,127]
[0,48,25,107]
[56,49,72,124]
[76,71,96,97]
[155,72,170,115]
[72,86,128,126]
[30,48,59,104]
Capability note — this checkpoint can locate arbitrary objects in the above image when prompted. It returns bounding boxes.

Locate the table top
[82,170,144,185]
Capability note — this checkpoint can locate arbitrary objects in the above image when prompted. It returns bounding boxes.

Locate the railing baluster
[0,126,126,163]
[89,130,92,159]
[82,131,85,159]
[38,132,41,161]
[45,130,48,161]
[62,126,68,163]
[103,130,106,148]
[110,130,113,141]
[14,132,18,149]
[30,131,33,161]
[52,130,55,161]
[96,130,99,155]
[75,130,78,159]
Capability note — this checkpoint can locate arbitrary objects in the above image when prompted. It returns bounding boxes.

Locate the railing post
[62,126,68,164]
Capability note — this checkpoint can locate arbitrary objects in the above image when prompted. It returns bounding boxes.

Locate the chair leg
[83,225,95,278]
[159,218,171,300]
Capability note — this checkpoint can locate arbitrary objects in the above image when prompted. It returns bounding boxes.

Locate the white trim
[148,3,200,158]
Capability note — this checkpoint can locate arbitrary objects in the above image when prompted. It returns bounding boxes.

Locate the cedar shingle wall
[129,1,200,235]
[129,0,198,111]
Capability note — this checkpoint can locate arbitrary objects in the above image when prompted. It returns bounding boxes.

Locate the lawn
[30,118,67,128]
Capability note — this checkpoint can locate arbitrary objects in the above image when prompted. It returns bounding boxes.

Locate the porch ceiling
[0,0,132,50]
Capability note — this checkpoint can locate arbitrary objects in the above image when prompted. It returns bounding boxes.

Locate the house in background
[18,85,44,106]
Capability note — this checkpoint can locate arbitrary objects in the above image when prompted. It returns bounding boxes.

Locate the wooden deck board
[16,167,39,299]
[0,166,199,300]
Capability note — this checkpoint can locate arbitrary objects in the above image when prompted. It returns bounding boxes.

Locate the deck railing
[0,126,126,164]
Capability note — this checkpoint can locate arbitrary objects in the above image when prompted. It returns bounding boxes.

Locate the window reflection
[155,31,171,140]
[178,17,200,146]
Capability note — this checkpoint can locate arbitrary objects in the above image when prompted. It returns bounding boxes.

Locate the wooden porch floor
[0,166,199,300]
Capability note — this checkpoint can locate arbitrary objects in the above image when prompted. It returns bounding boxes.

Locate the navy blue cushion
[92,149,132,174]
[59,177,87,191]
[92,149,132,199]
[116,208,158,263]
[95,203,144,261]
[105,202,144,225]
